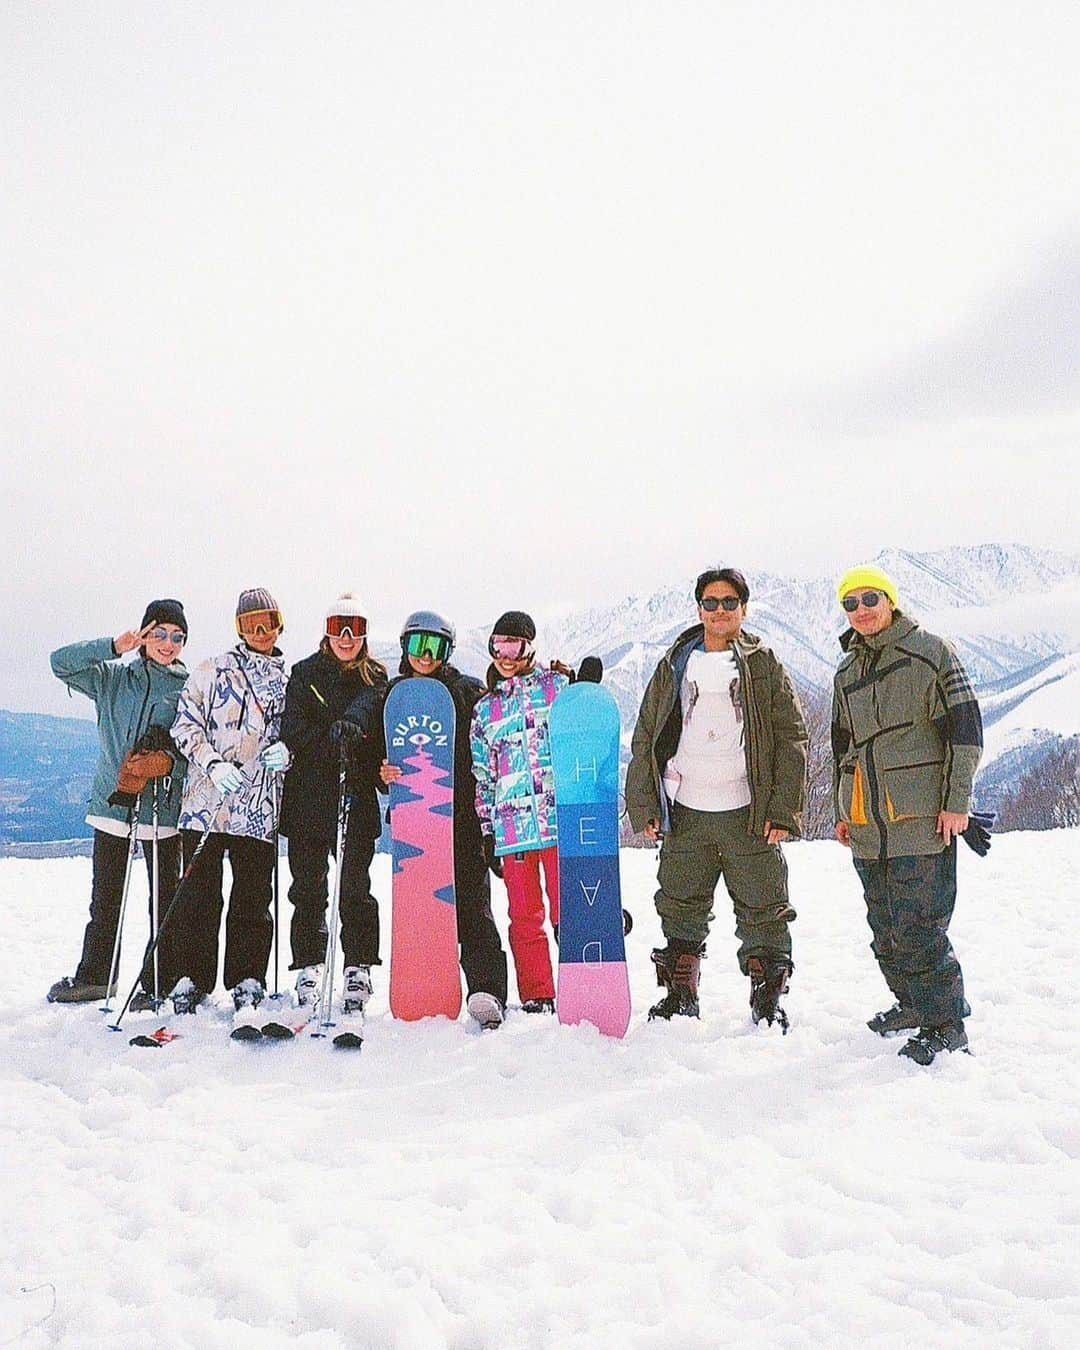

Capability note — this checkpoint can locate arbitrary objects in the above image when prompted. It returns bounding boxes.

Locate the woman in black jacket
[377,610,509,1029]
[279,593,387,1016]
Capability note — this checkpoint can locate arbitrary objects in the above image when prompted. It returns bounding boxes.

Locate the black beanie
[491,610,536,641]
[141,598,188,636]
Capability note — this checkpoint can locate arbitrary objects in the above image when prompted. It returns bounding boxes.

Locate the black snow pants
[174,830,275,994]
[74,828,183,997]
[287,813,381,971]
[853,843,969,1028]
[455,825,508,1006]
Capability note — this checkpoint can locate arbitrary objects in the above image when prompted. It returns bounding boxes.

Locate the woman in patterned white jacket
[168,588,290,1013]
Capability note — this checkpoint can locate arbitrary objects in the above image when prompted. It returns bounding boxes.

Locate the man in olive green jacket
[831,564,981,1066]
[627,567,807,1028]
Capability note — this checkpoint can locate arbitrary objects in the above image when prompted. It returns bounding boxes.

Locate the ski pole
[109,785,237,1032]
[151,779,161,1005]
[315,757,350,1036]
[271,776,281,998]
[101,792,143,1014]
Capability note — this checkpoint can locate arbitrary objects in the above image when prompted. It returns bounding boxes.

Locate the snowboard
[384,677,461,1021]
[550,682,631,1038]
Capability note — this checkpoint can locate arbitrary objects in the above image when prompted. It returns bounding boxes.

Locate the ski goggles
[405,632,451,663]
[148,628,186,645]
[841,590,885,612]
[699,595,742,612]
[325,614,367,640]
[488,635,534,661]
[236,608,283,639]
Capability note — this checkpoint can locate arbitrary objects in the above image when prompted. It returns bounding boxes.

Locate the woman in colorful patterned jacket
[168,588,290,1016]
[469,611,568,1012]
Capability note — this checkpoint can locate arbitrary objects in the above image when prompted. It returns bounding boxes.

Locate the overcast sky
[4,1,1079,716]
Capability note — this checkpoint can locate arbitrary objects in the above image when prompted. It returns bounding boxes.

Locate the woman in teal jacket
[47,600,190,1007]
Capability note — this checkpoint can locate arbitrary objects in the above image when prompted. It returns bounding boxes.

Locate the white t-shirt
[664,648,751,812]
[87,814,179,842]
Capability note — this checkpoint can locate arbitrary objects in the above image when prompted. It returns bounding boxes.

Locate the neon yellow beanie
[837,565,898,606]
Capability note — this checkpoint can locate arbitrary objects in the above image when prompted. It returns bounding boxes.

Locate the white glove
[259,741,290,771]
[209,761,244,795]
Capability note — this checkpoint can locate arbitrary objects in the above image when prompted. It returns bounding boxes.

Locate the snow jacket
[626,626,807,839]
[469,666,569,856]
[50,637,188,828]
[171,644,288,842]
[831,612,983,860]
[280,649,385,845]
[377,664,488,852]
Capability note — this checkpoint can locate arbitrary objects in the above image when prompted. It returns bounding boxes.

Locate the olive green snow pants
[655,803,796,970]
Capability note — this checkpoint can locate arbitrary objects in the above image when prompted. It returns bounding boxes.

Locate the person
[469,611,569,1012]
[278,593,388,1020]
[377,610,509,1029]
[626,567,807,1027]
[46,601,190,1007]
[168,588,290,1014]
[831,564,981,1065]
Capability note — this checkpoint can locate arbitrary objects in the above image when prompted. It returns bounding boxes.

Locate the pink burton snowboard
[384,678,461,1021]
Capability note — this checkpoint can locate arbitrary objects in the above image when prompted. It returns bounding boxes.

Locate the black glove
[134,725,176,754]
[483,835,503,878]
[961,810,994,857]
[330,719,364,749]
[576,656,603,684]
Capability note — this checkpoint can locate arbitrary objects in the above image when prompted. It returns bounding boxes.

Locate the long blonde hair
[320,636,387,686]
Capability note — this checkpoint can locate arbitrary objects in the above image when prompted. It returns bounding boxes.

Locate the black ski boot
[867,1001,919,1037]
[898,1022,970,1065]
[648,942,702,1020]
[748,957,792,1033]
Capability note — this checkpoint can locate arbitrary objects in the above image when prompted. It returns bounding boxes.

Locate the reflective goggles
[236,608,283,639]
[841,590,884,613]
[148,628,186,646]
[405,631,451,663]
[326,614,367,640]
[700,595,742,613]
[488,635,534,661]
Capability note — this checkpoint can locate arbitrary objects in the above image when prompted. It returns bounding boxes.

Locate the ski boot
[295,964,323,1012]
[522,998,556,1014]
[467,991,505,1030]
[342,965,373,1015]
[129,989,161,1014]
[867,1001,919,1037]
[898,1022,969,1065]
[47,975,115,1004]
[648,941,702,1020]
[748,957,792,1033]
[169,977,203,1015]
[232,978,265,1011]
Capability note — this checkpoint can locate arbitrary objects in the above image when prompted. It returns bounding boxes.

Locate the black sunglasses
[841,591,884,612]
[149,628,186,645]
[700,596,742,612]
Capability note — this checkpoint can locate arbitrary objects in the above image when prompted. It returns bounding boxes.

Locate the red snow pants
[501,846,561,1002]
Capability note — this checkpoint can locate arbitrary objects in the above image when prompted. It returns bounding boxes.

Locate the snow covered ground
[3,833,1080,1349]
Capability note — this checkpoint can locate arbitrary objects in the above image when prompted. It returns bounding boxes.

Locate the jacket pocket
[882,762,943,821]
[839,763,868,826]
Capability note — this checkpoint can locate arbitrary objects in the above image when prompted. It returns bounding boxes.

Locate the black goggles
[700,596,742,612]
[404,632,451,663]
[841,591,885,612]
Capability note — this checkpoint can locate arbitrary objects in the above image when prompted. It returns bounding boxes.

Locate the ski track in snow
[2,835,1079,1349]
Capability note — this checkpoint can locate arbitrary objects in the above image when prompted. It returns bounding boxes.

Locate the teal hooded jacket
[50,637,188,828]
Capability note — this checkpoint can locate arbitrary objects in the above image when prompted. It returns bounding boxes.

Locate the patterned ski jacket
[469,666,568,856]
[172,644,288,841]
[50,637,188,829]
[831,612,983,860]
[626,625,807,838]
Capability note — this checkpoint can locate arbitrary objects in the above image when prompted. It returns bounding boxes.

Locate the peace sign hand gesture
[114,624,153,655]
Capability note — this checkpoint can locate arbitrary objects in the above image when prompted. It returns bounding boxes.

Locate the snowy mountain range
[436,542,1080,778]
